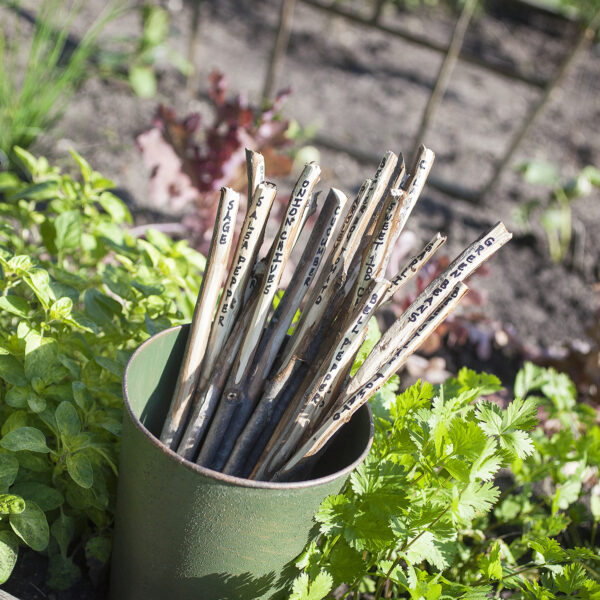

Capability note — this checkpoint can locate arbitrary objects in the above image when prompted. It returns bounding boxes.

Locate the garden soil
[1,0,599,598]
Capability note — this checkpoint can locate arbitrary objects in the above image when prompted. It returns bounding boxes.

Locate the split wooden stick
[159,187,240,450]
[274,282,469,481]
[176,291,261,460]
[380,146,435,264]
[246,149,265,199]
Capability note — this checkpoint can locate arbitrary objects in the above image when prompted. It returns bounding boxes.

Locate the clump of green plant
[0,148,204,588]
[515,161,600,263]
[292,362,600,599]
[98,4,191,98]
[0,0,118,167]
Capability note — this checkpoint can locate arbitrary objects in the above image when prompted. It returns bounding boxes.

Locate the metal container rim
[122,324,374,491]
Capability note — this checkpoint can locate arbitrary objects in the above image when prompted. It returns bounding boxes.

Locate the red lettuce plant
[137,70,293,249]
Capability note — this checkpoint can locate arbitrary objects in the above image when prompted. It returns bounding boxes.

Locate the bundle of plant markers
[158,147,511,481]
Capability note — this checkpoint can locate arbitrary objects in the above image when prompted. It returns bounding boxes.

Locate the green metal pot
[110,324,373,600]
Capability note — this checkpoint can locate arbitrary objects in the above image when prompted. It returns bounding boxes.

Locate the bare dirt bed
[39,0,600,352]
[1,0,599,598]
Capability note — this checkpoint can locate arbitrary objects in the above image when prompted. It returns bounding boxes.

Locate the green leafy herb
[0,150,203,586]
[294,363,600,599]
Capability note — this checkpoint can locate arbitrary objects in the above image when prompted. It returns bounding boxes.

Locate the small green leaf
[0,171,20,191]
[0,296,30,318]
[11,147,37,174]
[98,192,132,224]
[66,453,93,488]
[84,289,122,327]
[0,494,25,515]
[50,297,73,321]
[5,387,28,409]
[0,427,50,453]
[85,535,111,566]
[69,149,93,181]
[1,411,28,436]
[529,537,566,563]
[27,393,46,413]
[479,541,503,580]
[519,160,560,187]
[0,530,19,584]
[55,402,81,439]
[24,334,63,385]
[0,455,19,491]
[55,210,82,251]
[142,5,170,45]
[40,219,58,254]
[24,268,53,309]
[129,65,157,98]
[47,553,81,590]
[51,512,76,556]
[290,571,333,600]
[72,382,93,412]
[94,356,124,378]
[8,255,33,273]
[0,352,28,386]
[11,482,64,512]
[59,356,81,379]
[8,181,59,201]
[9,501,50,551]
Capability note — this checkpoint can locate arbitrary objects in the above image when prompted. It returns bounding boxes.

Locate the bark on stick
[274,282,469,481]
[159,187,240,450]
[196,163,321,469]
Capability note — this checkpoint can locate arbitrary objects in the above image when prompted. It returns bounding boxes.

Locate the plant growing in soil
[515,160,600,263]
[137,70,294,249]
[292,363,600,599]
[97,3,191,98]
[0,148,203,588]
[0,0,118,168]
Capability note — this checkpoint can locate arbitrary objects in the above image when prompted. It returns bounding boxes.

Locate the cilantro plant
[0,148,203,588]
[293,362,600,599]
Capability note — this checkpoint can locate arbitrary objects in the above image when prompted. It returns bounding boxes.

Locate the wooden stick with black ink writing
[253,280,389,480]
[381,232,446,305]
[159,187,240,450]
[274,282,469,481]
[349,222,512,397]
[245,189,349,405]
[196,163,321,469]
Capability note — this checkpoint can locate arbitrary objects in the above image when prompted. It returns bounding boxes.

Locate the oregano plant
[0,148,204,587]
